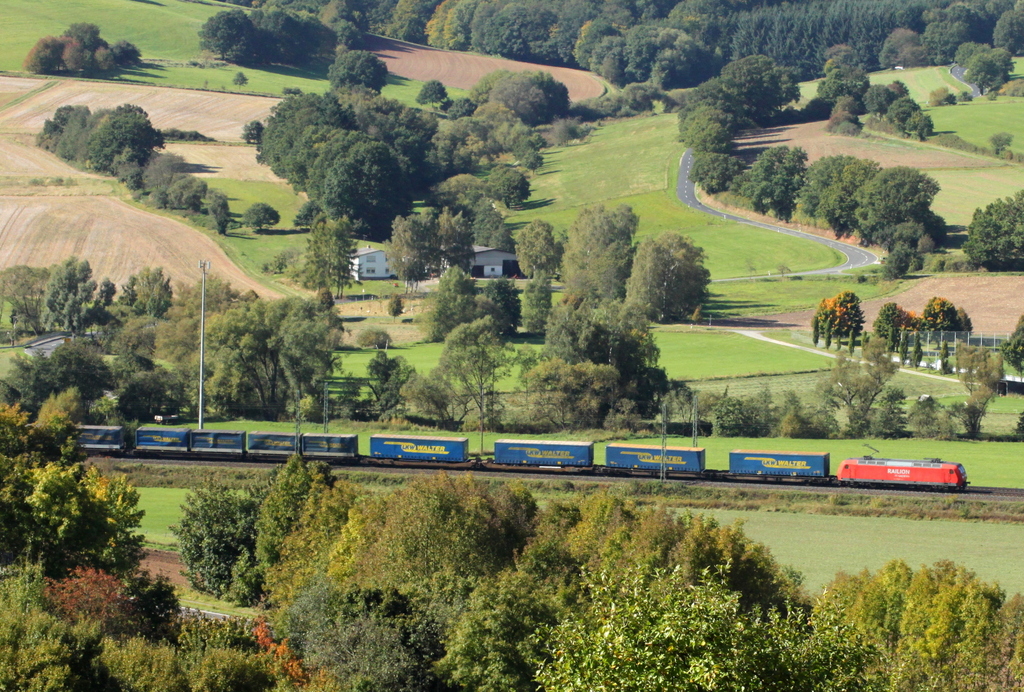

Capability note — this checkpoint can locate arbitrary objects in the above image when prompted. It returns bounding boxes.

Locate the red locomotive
[836,456,968,491]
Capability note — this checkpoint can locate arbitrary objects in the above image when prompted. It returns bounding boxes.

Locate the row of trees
[199,8,336,66]
[250,0,1022,91]
[691,145,946,266]
[23,23,141,76]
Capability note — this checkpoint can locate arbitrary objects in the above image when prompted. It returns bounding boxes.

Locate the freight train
[80,426,969,491]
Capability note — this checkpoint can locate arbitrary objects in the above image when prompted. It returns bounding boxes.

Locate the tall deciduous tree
[1,265,51,335]
[118,267,172,319]
[824,338,899,436]
[207,298,340,419]
[302,215,354,296]
[43,258,96,335]
[479,278,521,336]
[438,317,514,428]
[520,272,552,334]
[514,219,562,278]
[854,167,944,248]
[538,567,871,692]
[328,50,388,92]
[741,146,808,221]
[964,189,1024,270]
[424,267,479,342]
[173,482,263,600]
[951,344,1003,436]
[561,204,637,302]
[625,233,710,323]
[242,203,280,232]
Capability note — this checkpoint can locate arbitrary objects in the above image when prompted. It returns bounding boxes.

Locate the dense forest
[209,0,1021,84]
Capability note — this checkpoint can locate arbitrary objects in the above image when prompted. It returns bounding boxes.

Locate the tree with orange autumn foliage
[812,291,865,351]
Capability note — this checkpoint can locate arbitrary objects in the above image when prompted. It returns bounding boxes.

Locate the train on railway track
[79,425,969,492]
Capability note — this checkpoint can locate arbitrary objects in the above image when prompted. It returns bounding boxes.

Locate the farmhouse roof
[353,246,382,257]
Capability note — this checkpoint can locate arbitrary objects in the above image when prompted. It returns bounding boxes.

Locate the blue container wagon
[247,432,299,456]
[369,434,470,462]
[301,433,358,458]
[729,449,830,477]
[136,427,190,453]
[78,425,125,452]
[190,430,245,455]
[493,439,594,467]
[605,443,705,472]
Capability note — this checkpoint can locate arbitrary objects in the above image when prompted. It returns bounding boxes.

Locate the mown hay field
[713,274,1024,334]
[363,35,606,101]
[0,194,276,295]
[164,144,284,183]
[0,77,276,141]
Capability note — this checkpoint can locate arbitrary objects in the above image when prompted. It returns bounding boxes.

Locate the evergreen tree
[302,215,354,296]
[521,272,552,335]
[424,267,478,342]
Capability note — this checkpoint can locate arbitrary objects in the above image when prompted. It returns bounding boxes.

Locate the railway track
[96,456,1024,503]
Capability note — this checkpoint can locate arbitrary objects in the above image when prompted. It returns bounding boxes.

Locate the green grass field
[512,114,842,279]
[928,165,1024,225]
[869,66,965,103]
[927,98,1024,152]
[699,508,1024,594]
[137,487,188,549]
[707,275,905,316]
[653,329,834,379]
[800,65,964,104]
[209,178,307,228]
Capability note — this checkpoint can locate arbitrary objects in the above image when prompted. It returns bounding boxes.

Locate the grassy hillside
[926,98,1024,152]
[511,114,842,279]
[0,0,464,105]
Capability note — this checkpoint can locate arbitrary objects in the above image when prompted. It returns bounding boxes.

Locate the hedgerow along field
[509,114,843,279]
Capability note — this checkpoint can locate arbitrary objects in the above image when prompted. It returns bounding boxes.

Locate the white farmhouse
[351,246,395,280]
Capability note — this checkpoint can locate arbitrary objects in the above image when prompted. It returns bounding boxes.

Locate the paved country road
[950,64,982,98]
[677,149,879,281]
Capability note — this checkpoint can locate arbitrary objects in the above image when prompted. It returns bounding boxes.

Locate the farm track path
[677,148,879,281]
[733,329,962,384]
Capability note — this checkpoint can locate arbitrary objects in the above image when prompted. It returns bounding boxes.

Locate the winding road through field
[950,64,982,98]
[677,148,879,280]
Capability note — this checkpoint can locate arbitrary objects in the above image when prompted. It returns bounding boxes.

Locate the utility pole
[660,399,668,483]
[323,380,329,434]
[197,261,210,429]
[294,386,301,452]
[691,392,698,448]
[479,379,485,457]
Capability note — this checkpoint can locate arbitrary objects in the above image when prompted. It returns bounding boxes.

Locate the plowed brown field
[718,276,1024,333]
[164,143,284,182]
[733,121,1001,169]
[0,195,277,295]
[364,35,605,101]
[0,78,277,141]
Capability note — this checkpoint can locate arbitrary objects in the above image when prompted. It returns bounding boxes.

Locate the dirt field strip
[0,134,100,178]
[0,195,278,296]
[733,121,1003,169]
[164,142,285,182]
[0,75,52,111]
[364,35,605,101]
[0,77,278,141]
[716,275,1024,333]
